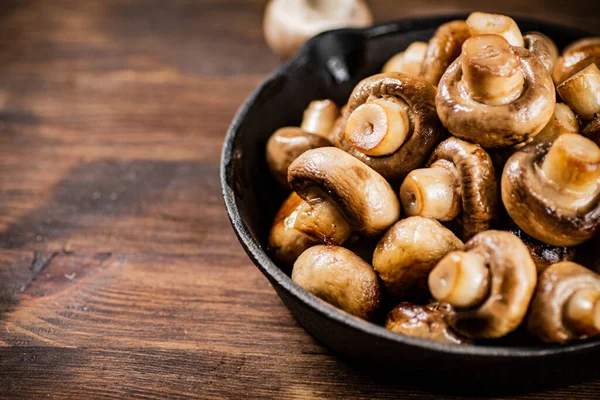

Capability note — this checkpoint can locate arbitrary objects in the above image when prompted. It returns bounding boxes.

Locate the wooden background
[0,1,599,398]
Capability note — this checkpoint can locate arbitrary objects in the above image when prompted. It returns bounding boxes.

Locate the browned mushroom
[527,261,600,343]
[333,73,445,183]
[372,216,463,299]
[301,99,340,139]
[535,103,580,142]
[420,20,471,86]
[437,34,556,148]
[385,302,469,344]
[557,63,600,121]
[268,193,317,268]
[582,116,600,146]
[288,147,401,243]
[399,137,497,240]
[263,0,373,58]
[523,32,558,74]
[266,127,331,188]
[553,37,600,85]
[428,230,537,338]
[292,245,381,320]
[466,12,523,47]
[502,133,600,246]
[382,42,428,75]
[510,227,577,275]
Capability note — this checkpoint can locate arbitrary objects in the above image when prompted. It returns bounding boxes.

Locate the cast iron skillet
[221,14,599,387]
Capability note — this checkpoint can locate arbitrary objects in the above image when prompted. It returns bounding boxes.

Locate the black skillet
[221,14,599,388]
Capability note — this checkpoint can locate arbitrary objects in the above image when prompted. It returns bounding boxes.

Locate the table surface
[1,1,600,399]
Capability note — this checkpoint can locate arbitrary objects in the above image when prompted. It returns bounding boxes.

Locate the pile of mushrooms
[265,11,600,345]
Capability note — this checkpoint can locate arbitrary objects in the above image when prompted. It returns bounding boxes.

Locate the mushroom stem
[344,97,411,156]
[301,99,340,138]
[466,12,524,47]
[541,133,600,196]
[557,63,600,121]
[429,251,490,308]
[382,41,428,75]
[293,199,352,245]
[399,160,461,221]
[564,288,600,336]
[461,35,525,106]
[536,103,580,142]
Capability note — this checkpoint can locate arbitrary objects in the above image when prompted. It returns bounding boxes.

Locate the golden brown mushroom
[399,137,498,240]
[268,193,317,268]
[553,37,600,85]
[535,103,580,142]
[436,34,556,148]
[333,73,445,183]
[266,127,331,189]
[428,230,537,339]
[502,133,600,246]
[582,116,600,146]
[292,245,381,320]
[510,227,577,275]
[263,0,373,58]
[385,302,469,344]
[420,20,471,86]
[288,147,401,243]
[527,262,600,343]
[382,42,428,75]
[523,32,558,74]
[372,216,463,299]
[466,12,524,47]
[557,63,600,121]
[301,99,340,139]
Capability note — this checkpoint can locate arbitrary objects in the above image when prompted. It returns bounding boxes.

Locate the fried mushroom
[553,37,600,85]
[399,137,498,240]
[428,231,537,338]
[292,245,381,320]
[524,32,559,74]
[436,35,556,148]
[466,12,524,47]
[382,41,429,75]
[528,262,600,343]
[502,133,600,246]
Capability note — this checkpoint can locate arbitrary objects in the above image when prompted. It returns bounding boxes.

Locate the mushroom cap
[385,302,468,344]
[553,37,600,85]
[268,193,317,268]
[501,139,600,247]
[582,116,600,146]
[292,245,381,320]
[527,261,600,343]
[263,0,373,58]
[333,73,445,183]
[436,45,556,148]
[288,147,401,237]
[420,20,472,86]
[510,227,577,275]
[523,32,559,74]
[372,216,463,299]
[266,127,331,189]
[447,230,537,339]
[427,137,498,240]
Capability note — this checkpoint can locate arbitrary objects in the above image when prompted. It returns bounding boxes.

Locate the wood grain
[0,0,599,399]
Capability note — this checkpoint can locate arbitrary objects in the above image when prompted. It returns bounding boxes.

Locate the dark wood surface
[1,1,599,398]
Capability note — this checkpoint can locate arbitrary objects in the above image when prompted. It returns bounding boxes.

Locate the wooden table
[1,1,599,398]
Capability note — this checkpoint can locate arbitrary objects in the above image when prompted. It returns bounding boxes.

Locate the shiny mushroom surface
[301,99,340,139]
[557,63,600,121]
[428,230,537,338]
[382,41,428,75]
[372,216,463,299]
[288,147,401,240]
[420,20,471,86]
[266,127,331,189]
[553,37,600,85]
[436,35,556,148]
[263,0,373,58]
[466,12,523,47]
[510,227,577,275]
[292,245,381,320]
[333,73,445,184]
[523,32,558,74]
[268,193,317,268]
[385,302,469,344]
[400,137,498,240]
[502,133,600,246]
[528,262,600,343]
